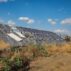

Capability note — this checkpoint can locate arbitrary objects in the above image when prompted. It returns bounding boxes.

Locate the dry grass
[0,40,10,49]
[30,54,71,71]
[44,42,71,56]
[29,42,71,71]
[0,41,71,71]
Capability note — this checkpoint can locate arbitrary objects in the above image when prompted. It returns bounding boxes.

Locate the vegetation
[0,42,48,71]
[0,40,71,71]
[64,35,71,42]
[0,40,10,49]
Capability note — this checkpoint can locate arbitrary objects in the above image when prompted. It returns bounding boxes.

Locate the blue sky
[0,0,71,35]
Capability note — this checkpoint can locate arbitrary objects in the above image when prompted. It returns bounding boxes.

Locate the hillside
[0,23,64,46]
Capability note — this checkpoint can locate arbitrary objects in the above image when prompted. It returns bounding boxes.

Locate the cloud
[54,29,71,35]
[8,20,16,26]
[0,0,14,3]
[0,19,4,23]
[61,18,71,24]
[0,0,8,2]
[54,29,66,33]
[48,18,56,25]
[19,17,34,24]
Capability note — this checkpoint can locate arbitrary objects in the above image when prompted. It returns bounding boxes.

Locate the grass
[0,40,71,71]
[0,40,10,50]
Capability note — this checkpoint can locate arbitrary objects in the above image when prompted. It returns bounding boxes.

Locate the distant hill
[0,23,64,46]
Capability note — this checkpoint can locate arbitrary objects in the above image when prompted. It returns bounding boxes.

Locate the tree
[64,35,71,42]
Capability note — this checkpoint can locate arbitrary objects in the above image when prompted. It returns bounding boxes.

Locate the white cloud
[0,0,15,3]
[54,29,66,33]
[48,18,56,25]
[8,20,16,26]
[0,19,4,23]
[54,29,71,35]
[19,17,34,24]
[61,18,71,24]
[0,0,8,2]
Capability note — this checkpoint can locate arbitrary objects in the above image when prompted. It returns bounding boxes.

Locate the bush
[0,44,49,71]
[64,35,71,42]
[32,44,48,57]
[0,56,30,71]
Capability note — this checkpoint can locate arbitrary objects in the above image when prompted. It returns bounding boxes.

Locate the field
[0,40,71,71]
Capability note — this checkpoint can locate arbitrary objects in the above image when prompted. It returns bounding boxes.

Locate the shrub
[0,56,30,71]
[64,35,71,42]
[32,44,48,57]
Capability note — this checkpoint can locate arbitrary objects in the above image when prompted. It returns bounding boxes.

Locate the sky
[0,0,71,35]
